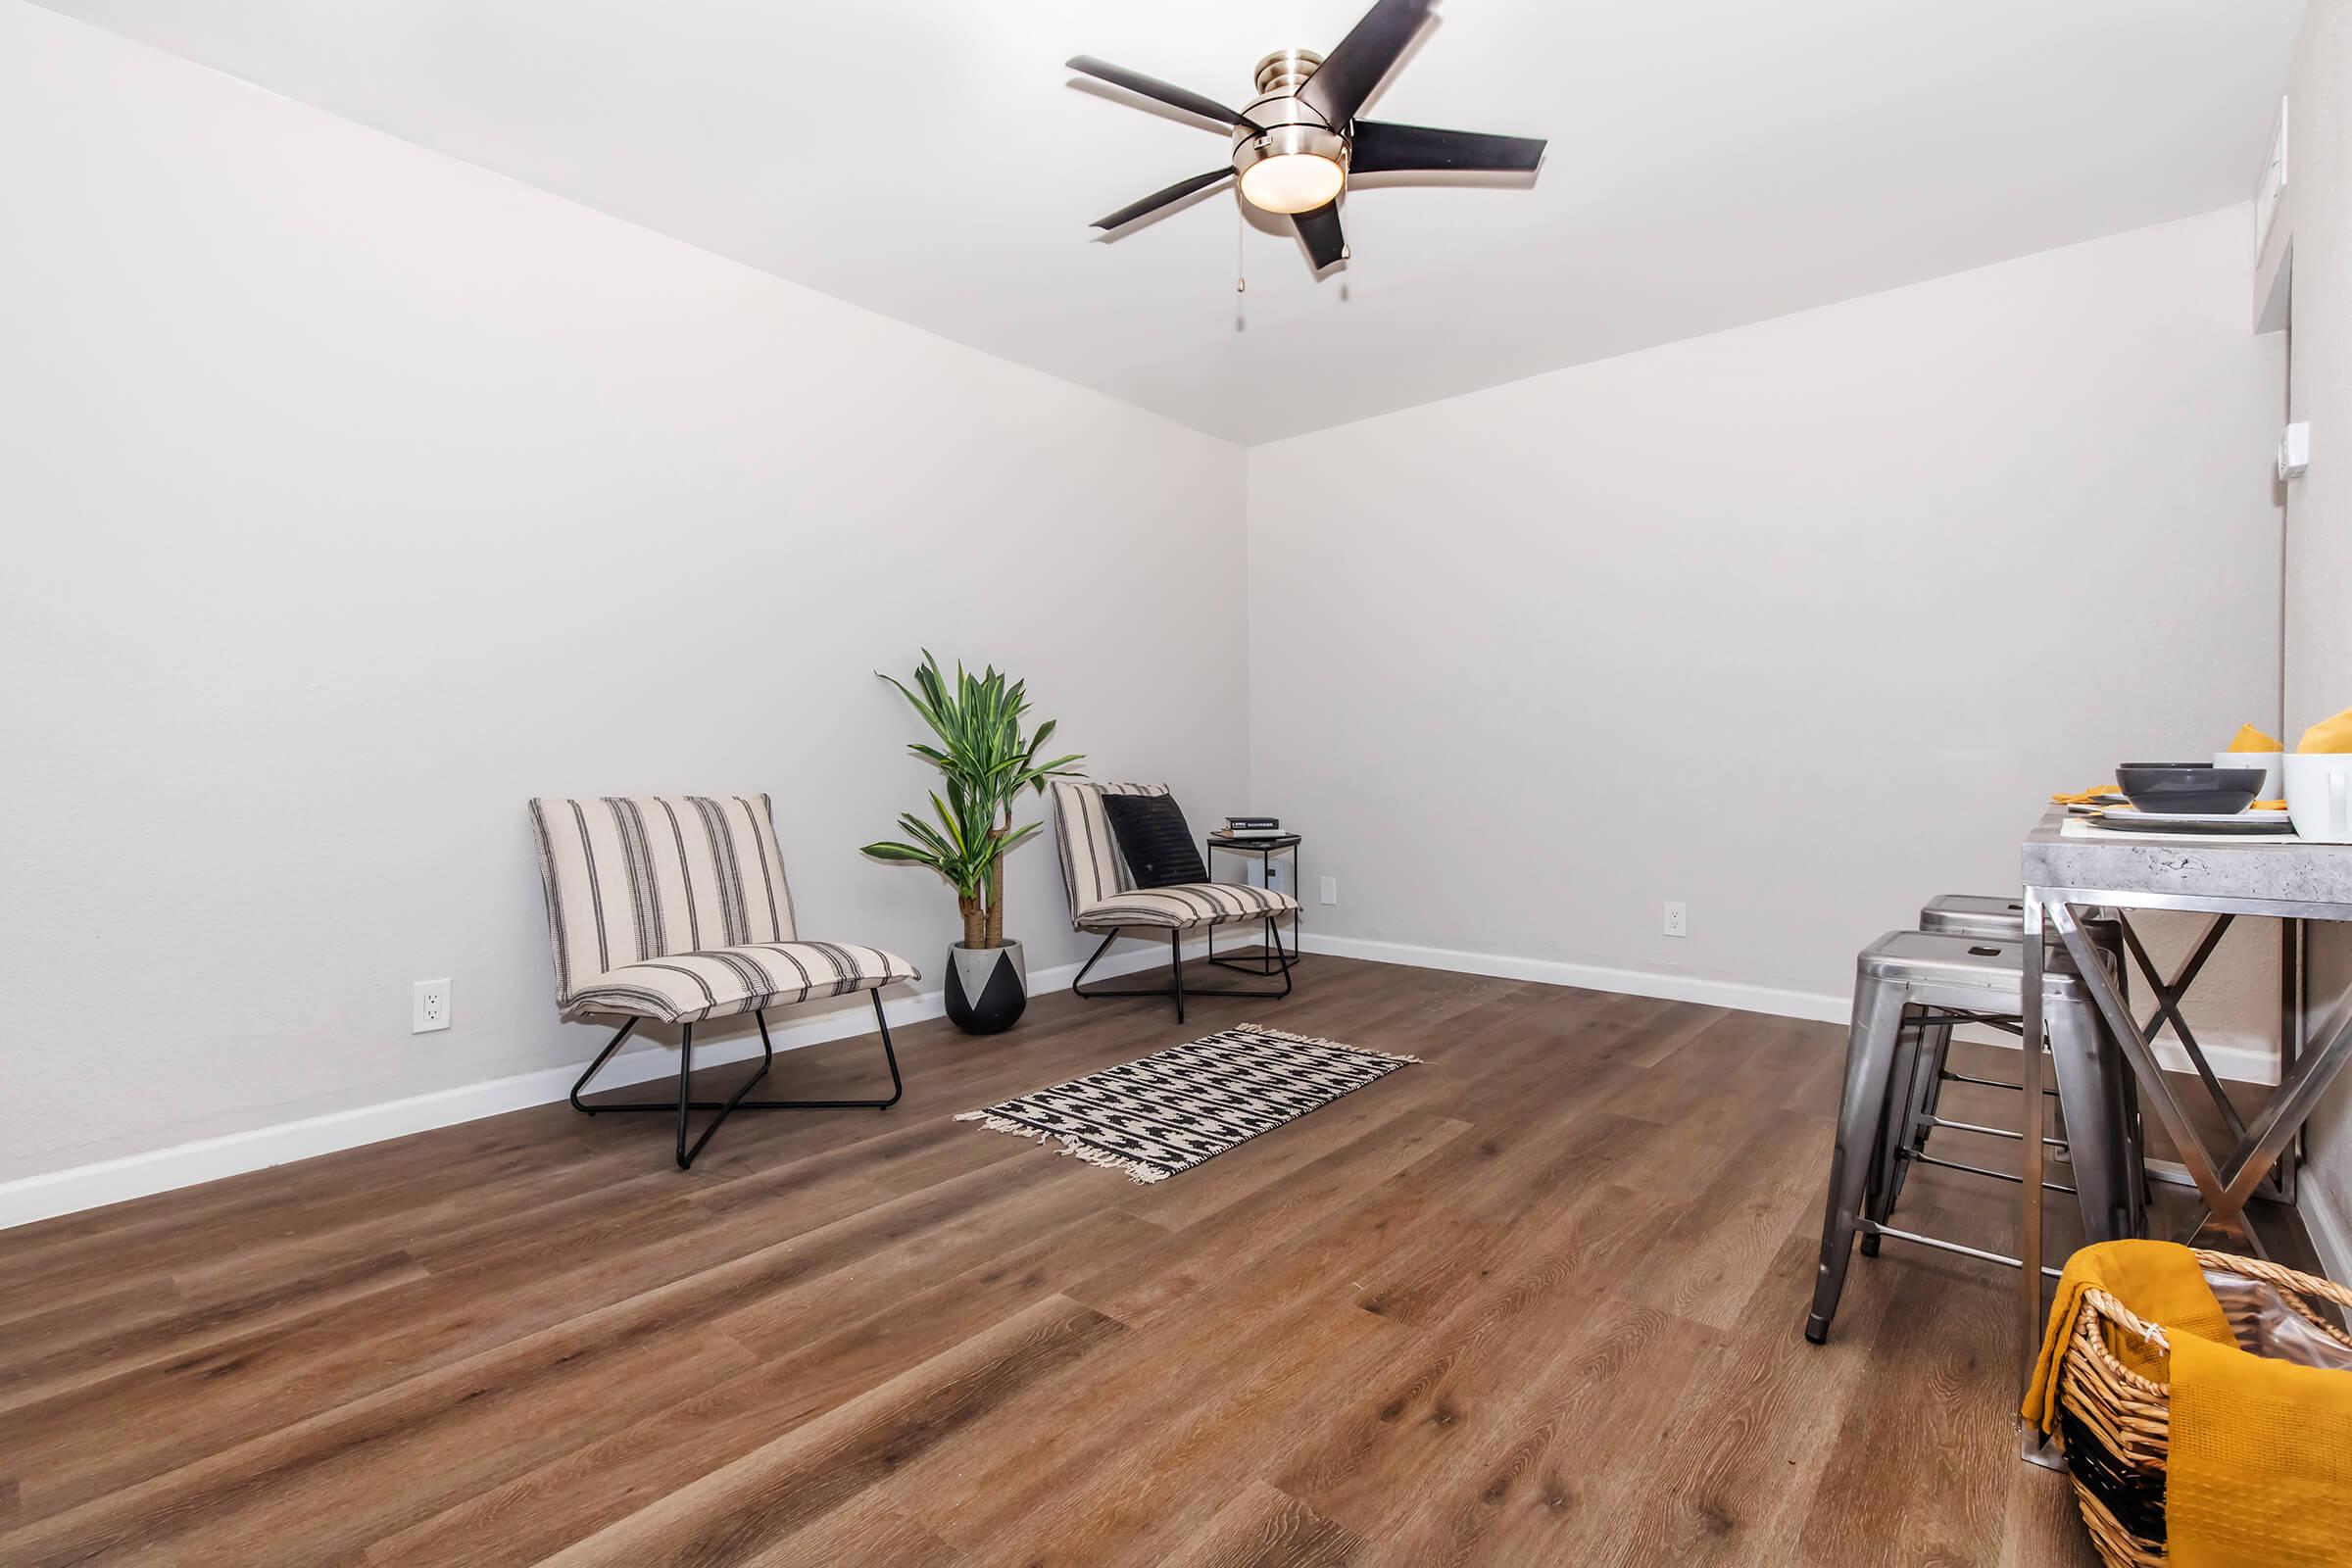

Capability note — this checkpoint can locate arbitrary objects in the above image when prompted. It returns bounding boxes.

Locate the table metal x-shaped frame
[2114,912,2298,1208]
[2017,886,2350,1469]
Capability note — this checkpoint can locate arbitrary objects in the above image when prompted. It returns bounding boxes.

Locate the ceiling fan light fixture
[1239,152,1346,214]
[1232,120,1348,215]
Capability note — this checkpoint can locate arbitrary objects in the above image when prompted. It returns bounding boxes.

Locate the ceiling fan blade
[1350,120,1546,173]
[1293,201,1347,270]
[1091,169,1234,230]
[1298,0,1434,127]
[1067,56,1253,128]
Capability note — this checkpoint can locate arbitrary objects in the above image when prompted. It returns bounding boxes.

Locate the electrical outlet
[1662,902,1688,938]
[413,978,452,1034]
[1320,875,1339,906]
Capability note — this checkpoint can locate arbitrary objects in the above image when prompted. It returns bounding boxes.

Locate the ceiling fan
[1067,0,1545,273]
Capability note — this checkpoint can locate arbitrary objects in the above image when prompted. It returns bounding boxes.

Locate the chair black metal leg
[1065,923,1295,1019]
[569,1018,637,1113]
[568,994,904,1169]
[874,995,904,1106]
[676,1021,696,1166]
[730,993,906,1111]
[1069,931,1122,999]
[675,1017,785,1169]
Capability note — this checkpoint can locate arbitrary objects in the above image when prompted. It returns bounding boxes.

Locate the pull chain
[1236,200,1248,293]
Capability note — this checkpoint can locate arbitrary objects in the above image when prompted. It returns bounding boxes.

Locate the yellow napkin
[2022,1240,2230,1435]
[2299,707,2352,754]
[2228,724,2283,753]
[2255,801,2289,811]
[2051,785,2120,806]
[2169,1316,2352,1565]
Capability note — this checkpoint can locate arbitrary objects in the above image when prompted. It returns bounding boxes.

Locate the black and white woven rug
[954,1023,1419,1184]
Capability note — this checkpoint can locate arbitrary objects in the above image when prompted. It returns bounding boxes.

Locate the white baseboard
[0,938,1204,1234]
[1297,932,2282,1085]
[1298,931,1853,1023]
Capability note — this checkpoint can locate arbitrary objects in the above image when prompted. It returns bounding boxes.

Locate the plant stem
[958,893,985,949]
[984,822,1007,948]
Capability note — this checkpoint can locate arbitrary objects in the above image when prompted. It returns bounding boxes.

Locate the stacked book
[1222,815,1285,839]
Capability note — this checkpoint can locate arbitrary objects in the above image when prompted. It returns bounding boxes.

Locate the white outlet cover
[1319,876,1339,906]
[1663,903,1689,938]
[413,978,452,1034]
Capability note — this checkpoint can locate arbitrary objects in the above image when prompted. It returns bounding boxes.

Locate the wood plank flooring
[0,955,2135,1565]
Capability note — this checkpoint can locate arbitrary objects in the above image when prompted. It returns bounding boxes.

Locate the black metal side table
[1204,832,1302,976]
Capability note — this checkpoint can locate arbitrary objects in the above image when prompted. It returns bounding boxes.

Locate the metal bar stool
[1888,896,2141,1233]
[1805,930,2138,1344]
[1895,896,2040,1184]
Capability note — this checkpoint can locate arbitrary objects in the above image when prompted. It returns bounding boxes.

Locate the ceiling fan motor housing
[1233,48,1349,187]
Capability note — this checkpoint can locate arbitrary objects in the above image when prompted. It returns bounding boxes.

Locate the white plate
[2098,806,2289,826]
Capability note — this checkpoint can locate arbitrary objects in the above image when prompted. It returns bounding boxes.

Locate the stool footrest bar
[1921,1113,2070,1149]
[1939,1068,2062,1099]
[1899,1148,2077,1195]
[1860,1219,2064,1280]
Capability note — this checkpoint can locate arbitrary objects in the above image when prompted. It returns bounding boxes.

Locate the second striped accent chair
[1051,781,1298,1022]
[528,794,917,1168]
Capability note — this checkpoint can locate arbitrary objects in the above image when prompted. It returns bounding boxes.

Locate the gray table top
[2022,808,2352,915]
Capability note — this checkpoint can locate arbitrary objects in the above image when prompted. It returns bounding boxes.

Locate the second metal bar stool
[1919,892,2029,937]
[1887,895,2140,1235]
[1894,895,2043,1198]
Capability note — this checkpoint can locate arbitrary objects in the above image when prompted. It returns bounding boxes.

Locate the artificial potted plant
[862,653,1083,1034]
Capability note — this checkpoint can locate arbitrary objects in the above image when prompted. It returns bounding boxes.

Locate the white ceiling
[37,0,2304,443]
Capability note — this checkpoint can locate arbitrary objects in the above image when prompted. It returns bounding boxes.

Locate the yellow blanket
[2024,1242,2352,1567]
[2171,1330,2352,1565]
[2023,1241,2229,1433]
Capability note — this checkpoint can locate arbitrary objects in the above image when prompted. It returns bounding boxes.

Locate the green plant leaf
[861,841,942,866]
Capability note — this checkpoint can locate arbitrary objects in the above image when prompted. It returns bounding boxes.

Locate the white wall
[1249,206,2284,1018]
[2273,0,2352,1273]
[0,4,1248,1189]
[0,0,2303,1222]
[2283,4,2352,742]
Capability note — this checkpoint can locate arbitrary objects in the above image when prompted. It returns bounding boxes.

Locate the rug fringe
[952,1111,1171,1184]
[1234,1022,1422,1065]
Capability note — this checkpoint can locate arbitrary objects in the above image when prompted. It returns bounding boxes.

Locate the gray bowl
[2115,764,2264,815]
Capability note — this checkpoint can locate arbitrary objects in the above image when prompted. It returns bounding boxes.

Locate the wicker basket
[2056,1249,2352,1566]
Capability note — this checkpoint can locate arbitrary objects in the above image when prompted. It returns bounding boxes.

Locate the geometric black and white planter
[945,939,1027,1035]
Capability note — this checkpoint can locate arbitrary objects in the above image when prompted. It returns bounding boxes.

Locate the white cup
[2285,754,2352,843]
[2214,750,2283,800]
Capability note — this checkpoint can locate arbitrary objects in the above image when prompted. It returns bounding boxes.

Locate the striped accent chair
[528,795,917,1168]
[1051,781,1298,1021]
